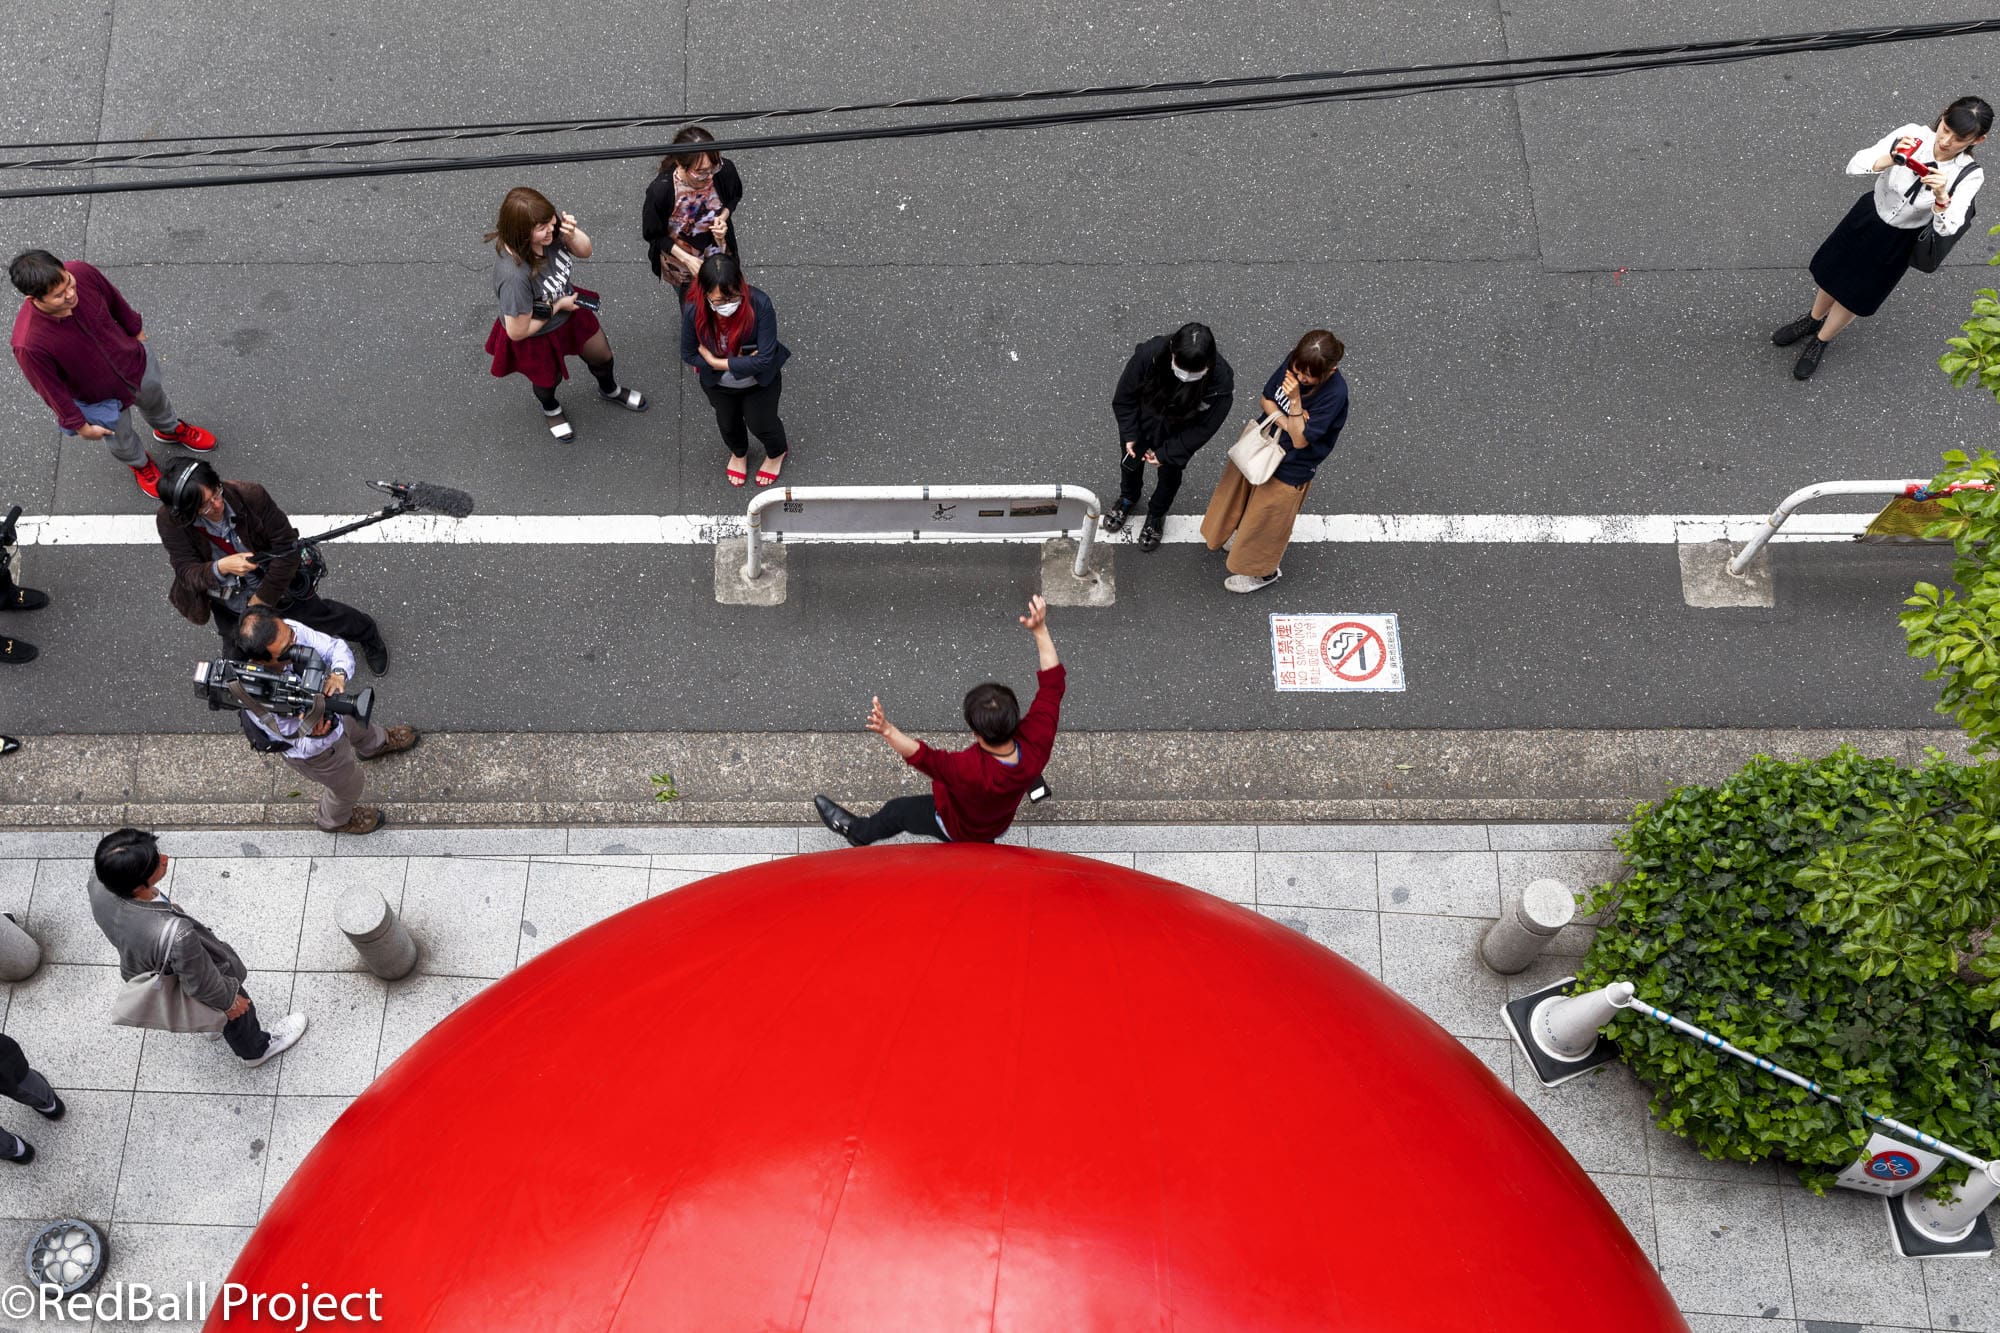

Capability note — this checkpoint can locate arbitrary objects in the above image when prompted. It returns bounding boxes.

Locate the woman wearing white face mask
[679,255,792,486]
[1103,323,1235,552]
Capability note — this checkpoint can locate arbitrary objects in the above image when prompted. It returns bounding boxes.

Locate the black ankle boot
[1772,313,1825,347]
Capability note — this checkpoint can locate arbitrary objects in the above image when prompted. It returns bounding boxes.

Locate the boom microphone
[366,479,476,518]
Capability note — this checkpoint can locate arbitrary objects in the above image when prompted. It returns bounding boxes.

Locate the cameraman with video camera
[233,608,417,835]
[156,461,391,673]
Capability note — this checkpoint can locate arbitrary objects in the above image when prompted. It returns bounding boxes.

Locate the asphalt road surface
[0,0,1993,736]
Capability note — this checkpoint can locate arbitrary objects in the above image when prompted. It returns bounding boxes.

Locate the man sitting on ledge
[815,594,1065,845]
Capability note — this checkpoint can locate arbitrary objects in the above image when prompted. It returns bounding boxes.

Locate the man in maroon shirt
[9,249,216,498]
[815,594,1066,845]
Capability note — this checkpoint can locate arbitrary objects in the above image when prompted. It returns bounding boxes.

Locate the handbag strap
[150,911,184,977]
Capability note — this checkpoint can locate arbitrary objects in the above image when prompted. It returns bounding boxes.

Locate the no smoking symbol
[1320,621,1388,683]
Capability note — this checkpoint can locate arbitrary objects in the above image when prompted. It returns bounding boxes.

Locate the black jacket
[642,159,744,278]
[1111,337,1236,467]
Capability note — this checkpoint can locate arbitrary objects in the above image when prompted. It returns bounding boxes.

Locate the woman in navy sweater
[679,256,792,486]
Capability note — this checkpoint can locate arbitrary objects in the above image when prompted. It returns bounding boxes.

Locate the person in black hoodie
[1104,323,1235,551]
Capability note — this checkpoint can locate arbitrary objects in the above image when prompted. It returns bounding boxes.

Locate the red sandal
[755,447,790,488]
[726,456,748,488]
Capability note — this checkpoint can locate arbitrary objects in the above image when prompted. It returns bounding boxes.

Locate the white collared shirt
[1848,123,1985,235]
[245,620,355,760]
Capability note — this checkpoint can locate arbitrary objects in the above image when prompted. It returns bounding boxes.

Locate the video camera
[194,646,375,722]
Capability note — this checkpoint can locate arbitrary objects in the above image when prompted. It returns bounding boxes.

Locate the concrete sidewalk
[0,822,1993,1332]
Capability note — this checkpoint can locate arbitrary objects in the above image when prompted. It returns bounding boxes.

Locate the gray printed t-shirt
[494,243,577,335]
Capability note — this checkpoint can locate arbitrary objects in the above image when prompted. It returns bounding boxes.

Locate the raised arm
[1021,594,1058,670]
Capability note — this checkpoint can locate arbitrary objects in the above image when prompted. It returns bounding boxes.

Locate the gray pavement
[0,3,1996,738]
[1,822,1995,1331]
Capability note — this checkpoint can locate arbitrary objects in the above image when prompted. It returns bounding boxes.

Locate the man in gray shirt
[89,828,308,1065]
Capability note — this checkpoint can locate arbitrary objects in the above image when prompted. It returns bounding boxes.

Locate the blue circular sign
[1866,1151,1919,1181]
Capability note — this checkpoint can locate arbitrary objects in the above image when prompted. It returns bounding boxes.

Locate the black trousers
[1116,450,1186,527]
[701,370,788,458]
[850,794,950,845]
[223,994,268,1061]
[212,594,381,657]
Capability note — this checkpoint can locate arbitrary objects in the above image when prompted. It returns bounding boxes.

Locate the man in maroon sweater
[816,595,1066,845]
[9,249,216,498]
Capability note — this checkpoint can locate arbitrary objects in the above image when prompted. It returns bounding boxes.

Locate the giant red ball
[219,846,1683,1331]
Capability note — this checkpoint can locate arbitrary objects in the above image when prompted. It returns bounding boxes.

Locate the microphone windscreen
[405,482,476,518]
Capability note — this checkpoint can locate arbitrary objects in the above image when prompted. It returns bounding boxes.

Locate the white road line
[10,512,1884,547]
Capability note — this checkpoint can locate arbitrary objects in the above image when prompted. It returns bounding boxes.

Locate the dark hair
[690,254,755,355]
[94,827,161,897]
[1943,96,1995,138]
[9,249,66,300]
[661,124,720,176]
[1140,322,1218,420]
[482,186,557,272]
[1289,329,1345,381]
[238,608,283,661]
[962,682,1021,745]
[160,459,221,524]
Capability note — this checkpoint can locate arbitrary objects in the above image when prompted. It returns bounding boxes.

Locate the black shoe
[813,794,862,846]
[1793,338,1827,381]
[1100,502,1132,535]
[1137,524,1162,553]
[1,638,36,664]
[1,1134,31,1165]
[1771,314,1825,347]
[34,1092,63,1122]
[361,639,389,676]
[0,586,48,612]
[0,737,19,757]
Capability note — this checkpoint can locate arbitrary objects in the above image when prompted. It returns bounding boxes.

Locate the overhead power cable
[0,17,1993,199]
[2,17,1989,170]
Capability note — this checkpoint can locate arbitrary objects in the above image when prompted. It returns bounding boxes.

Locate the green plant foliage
[1576,750,2000,1192]
[1939,220,2000,397]
[650,771,680,803]
[1902,449,2000,754]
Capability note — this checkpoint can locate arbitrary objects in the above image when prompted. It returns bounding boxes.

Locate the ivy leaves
[1578,751,2000,1191]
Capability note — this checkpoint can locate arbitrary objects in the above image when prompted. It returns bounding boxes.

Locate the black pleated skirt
[1809,193,1921,317]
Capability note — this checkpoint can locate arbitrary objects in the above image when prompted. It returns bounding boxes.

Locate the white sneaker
[244,1013,308,1067]
[1224,568,1282,593]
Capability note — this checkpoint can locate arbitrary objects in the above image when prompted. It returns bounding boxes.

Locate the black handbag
[1910,156,1982,274]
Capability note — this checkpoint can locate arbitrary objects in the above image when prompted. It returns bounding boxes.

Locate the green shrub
[1576,749,2000,1192]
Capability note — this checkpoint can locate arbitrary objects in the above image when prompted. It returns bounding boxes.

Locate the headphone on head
[159,459,213,524]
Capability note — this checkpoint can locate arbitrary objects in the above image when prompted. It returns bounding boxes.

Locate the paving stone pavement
[0,823,1994,1332]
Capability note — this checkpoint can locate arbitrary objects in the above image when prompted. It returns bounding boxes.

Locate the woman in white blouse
[1774,96,1990,380]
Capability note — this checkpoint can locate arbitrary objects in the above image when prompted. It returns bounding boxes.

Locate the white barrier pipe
[742,484,1103,581]
[1727,479,1993,576]
[1728,480,1929,576]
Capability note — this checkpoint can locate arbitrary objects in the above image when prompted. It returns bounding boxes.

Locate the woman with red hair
[679,255,792,486]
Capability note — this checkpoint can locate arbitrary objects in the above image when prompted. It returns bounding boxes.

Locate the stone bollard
[0,911,42,982]
[1899,1160,2000,1249]
[1479,879,1576,975]
[337,887,418,981]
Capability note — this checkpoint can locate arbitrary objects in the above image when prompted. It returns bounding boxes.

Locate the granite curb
[0,727,1969,829]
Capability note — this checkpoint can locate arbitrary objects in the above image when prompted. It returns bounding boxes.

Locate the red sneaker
[131,459,162,498]
[152,420,216,452]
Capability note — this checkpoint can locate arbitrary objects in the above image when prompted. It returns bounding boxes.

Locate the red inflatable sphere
[220,846,1683,1332]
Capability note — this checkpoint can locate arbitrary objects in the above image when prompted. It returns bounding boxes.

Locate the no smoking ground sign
[1269,614,1406,692]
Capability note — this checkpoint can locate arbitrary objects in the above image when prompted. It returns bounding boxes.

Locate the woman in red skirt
[483,187,647,441]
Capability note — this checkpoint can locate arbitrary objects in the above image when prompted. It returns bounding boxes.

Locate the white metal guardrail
[742,484,1103,580]
[1728,478,1992,576]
